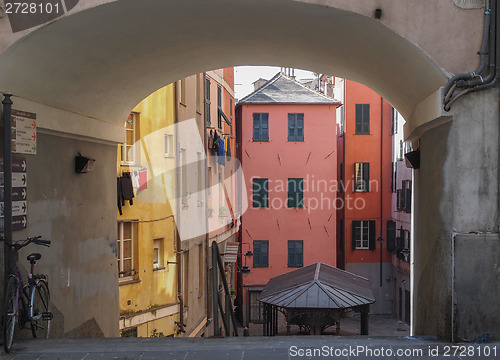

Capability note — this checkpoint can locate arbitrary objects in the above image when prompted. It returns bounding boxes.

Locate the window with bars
[287,178,304,208]
[355,104,370,134]
[354,162,370,192]
[288,113,304,141]
[352,220,375,250]
[252,178,269,208]
[253,113,269,141]
[288,240,303,267]
[253,241,269,267]
[117,221,136,279]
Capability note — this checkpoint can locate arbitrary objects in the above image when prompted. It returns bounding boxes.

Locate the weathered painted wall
[117,85,180,338]
[414,88,500,341]
[3,132,120,337]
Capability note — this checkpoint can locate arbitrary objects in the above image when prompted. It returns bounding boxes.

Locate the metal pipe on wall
[3,94,13,285]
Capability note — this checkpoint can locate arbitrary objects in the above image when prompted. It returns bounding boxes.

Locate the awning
[259,262,375,309]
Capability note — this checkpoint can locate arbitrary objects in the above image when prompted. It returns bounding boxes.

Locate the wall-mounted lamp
[405,149,420,169]
[75,153,96,174]
[238,265,252,277]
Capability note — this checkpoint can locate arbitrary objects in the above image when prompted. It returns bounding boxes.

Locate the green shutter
[368,220,376,250]
[363,163,370,192]
[387,220,396,253]
[352,221,359,250]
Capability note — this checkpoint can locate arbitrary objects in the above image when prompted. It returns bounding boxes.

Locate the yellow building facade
[117,85,180,337]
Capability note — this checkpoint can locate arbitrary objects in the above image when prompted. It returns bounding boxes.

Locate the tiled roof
[259,262,375,309]
[238,72,341,105]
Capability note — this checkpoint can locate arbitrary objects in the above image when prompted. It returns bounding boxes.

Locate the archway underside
[0,0,447,131]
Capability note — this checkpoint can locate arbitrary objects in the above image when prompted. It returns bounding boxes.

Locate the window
[205,77,211,126]
[252,178,269,208]
[397,180,412,213]
[287,178,303,208]
[354,162,370,192]
[352,220,375,250]
[217,85,222,129]
[249,290,264,323]
[288,113,304,141]
[355,104,370,134]
[253,113,269,141]
[386,220,397,253]
[253,240,269,267]
[164,133,174,157]
[288,240,303,267]
[117,221,136,278]
[122,112,140,164]
[153,238,164,269]
[392,107,398,134]
[399,140,404,160]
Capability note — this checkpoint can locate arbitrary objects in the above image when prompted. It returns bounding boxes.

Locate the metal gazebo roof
[259,262,375,309]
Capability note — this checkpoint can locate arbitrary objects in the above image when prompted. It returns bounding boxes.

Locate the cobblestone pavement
[1,336,499,360]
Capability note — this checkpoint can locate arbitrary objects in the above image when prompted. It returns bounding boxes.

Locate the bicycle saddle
[27,253,41,262]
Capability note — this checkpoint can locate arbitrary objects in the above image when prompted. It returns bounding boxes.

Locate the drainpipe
[174,81,184,335]
[2,94,13,286]
[379,96,384,287]
[203,72,211,330]
[444,0,498,110]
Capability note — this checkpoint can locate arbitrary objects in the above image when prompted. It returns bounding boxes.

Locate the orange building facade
[236,73,340,325]
[336,79,394,314]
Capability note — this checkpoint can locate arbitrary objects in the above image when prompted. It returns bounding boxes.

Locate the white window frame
[354,162,369,192]
[153,237,163,269]
[355,221,370,249]
[122,112,138,165]
[118,221,135,280]
[164,133,174,158]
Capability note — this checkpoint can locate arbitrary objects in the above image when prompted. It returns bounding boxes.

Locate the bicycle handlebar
[3,236,51,250]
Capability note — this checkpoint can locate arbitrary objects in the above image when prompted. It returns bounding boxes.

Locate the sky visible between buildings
[235,66,315,100]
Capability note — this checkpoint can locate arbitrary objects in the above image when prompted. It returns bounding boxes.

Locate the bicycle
[2,236,52,353]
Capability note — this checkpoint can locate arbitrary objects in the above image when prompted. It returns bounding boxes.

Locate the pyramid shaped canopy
[259,262,375,309]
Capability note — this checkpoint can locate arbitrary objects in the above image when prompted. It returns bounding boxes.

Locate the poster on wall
[12,109,37,155]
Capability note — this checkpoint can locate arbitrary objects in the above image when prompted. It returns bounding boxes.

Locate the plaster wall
[414,88,500,340]
[2,132,120,337]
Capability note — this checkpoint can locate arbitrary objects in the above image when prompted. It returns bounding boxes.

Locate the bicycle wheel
[3,275,19,353]
[29,280,51,338]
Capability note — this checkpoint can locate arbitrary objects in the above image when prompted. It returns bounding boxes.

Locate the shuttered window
[288,113,304,141]
[352,220,376,250]
[252,178,269,208]
[205,77,211,126]
[386,220,397,253]
[354,162,370,192]
[253,241,269,267]
[253,113,269,141]
[288,241,303,267]
[287,178,304,208]
[355,104,370,134]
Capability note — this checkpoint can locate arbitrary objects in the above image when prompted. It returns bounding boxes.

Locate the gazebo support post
[360,305,369,335]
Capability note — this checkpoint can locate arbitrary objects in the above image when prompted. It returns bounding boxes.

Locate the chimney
[253,78,268,91]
